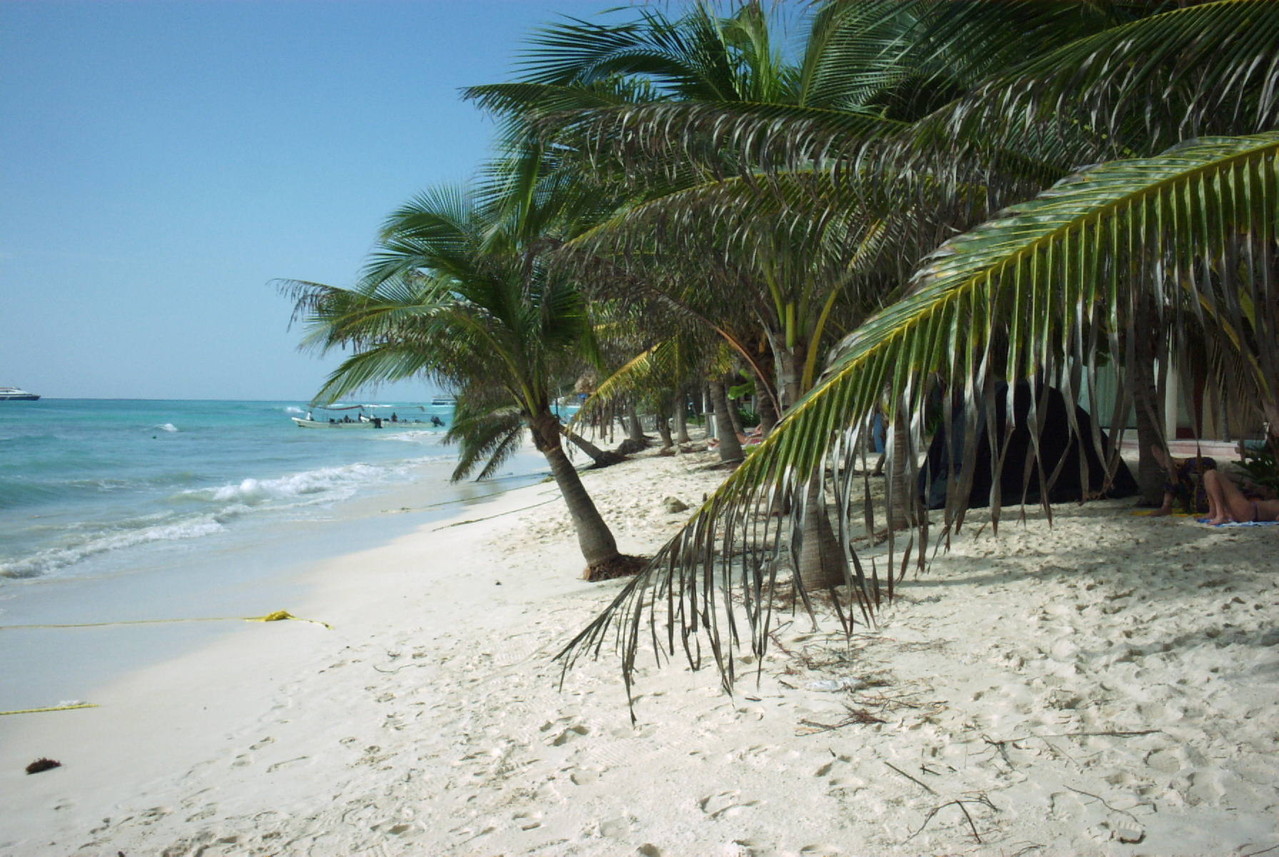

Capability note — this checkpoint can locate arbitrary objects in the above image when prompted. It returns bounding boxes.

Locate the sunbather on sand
[1203,469,1279,524]
[1149,445,1216,516]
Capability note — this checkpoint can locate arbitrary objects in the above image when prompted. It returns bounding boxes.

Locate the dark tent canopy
[919,382,1138,510]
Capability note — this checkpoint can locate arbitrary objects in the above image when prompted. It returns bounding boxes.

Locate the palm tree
[465,2,839,417]
[553,0,1279,699]
[468,1,919,589]
[283,184,644,581]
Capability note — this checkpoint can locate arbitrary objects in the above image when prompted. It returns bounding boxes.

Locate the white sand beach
[2,446,1277,856]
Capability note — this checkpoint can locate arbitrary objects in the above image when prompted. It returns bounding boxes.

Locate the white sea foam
[2,460,417,579]
[199,462,387,506]
[0,516,225,579]
[0,400,476,585]
[381,430,447,444]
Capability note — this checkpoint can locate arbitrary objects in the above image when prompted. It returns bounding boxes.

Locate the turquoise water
[0,398,553,710]
[0,399,537,583]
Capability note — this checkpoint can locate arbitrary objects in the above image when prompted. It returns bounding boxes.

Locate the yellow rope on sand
[245,610,332,629]
[0,610,332,631]
[0,703,99,716]
[0,611,330,715]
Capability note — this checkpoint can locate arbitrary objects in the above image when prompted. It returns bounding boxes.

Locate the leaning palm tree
[555,0,1279,700]
[283,185,644,581]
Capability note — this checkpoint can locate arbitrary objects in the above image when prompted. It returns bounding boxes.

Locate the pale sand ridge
[1,447,1276,855]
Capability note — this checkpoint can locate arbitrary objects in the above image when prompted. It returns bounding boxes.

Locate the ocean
[0,398,549,710]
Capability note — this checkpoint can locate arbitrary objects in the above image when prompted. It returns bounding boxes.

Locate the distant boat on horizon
[0,386,40,401]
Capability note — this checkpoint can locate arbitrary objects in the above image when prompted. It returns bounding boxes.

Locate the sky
[0,0,626,401]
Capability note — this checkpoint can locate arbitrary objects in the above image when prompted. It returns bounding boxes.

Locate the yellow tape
[0,612,330,716]
[245,610,332,629]
[0,610,331,631]
[1,703,99,716]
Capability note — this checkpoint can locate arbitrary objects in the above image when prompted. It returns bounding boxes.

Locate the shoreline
[2,446,1277,856]
[0,445,551,716]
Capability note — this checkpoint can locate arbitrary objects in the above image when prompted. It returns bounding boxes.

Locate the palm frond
[929,0,1279,161]
[559,131,1279,701]
[446,400,527,482]
[514,5,778,103]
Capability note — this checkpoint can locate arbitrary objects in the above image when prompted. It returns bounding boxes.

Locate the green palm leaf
[560,131,1279,702]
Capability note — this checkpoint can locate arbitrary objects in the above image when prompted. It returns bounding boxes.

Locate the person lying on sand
[1203,468,1279,524]
[1149,445,1217,516]
[708,426,766,449]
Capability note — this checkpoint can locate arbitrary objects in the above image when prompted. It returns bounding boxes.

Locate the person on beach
[708,426,763,449]
[1149,445,1216,516]
[1202,468,1279,524]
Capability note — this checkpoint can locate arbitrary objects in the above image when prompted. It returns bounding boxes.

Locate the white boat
[0,386,40,401]
[292,416,436,429]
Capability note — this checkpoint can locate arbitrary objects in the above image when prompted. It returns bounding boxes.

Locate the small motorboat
[291,404,441,429]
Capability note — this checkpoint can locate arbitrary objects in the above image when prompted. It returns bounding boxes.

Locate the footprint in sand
[514,809,543,831]
[570,767,602,785]
[266,756,308,773]
[699,790,759,819]
[540,721,590,746]
[598,818,639,839]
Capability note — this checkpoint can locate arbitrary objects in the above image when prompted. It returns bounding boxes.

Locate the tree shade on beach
[538,0,1279,698]
[282,0,1279,698]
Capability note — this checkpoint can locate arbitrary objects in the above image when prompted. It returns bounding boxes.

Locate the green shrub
[1238,440,1279,496]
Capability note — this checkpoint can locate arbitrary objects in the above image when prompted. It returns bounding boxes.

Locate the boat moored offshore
[291,404,444,429]
[0,386,40,401]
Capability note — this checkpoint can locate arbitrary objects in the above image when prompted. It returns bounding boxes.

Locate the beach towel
[1196,518,1279,527]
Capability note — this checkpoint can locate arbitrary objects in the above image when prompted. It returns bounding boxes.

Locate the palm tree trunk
[797,471,848,592]
[757,382,779,433]
[531,412,628,576]
[561,424,626,467]
[655,408,674,450]
[886,410,917,530]
[710,381,744,462]
[775,345,803,412]
[626,404,647,445]
[1131,296,1166,505]
[725,389,745,439]
[673,392,691,444]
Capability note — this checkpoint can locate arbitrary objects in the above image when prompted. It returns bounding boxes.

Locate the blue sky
[0,0,621,400]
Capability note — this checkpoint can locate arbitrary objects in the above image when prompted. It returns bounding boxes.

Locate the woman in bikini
[1202,469,1279,524]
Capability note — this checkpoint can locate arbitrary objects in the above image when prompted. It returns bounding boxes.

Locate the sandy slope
[1,446,1276,856]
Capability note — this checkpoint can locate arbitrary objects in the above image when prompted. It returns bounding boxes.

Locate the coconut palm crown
[283,182,644,580]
